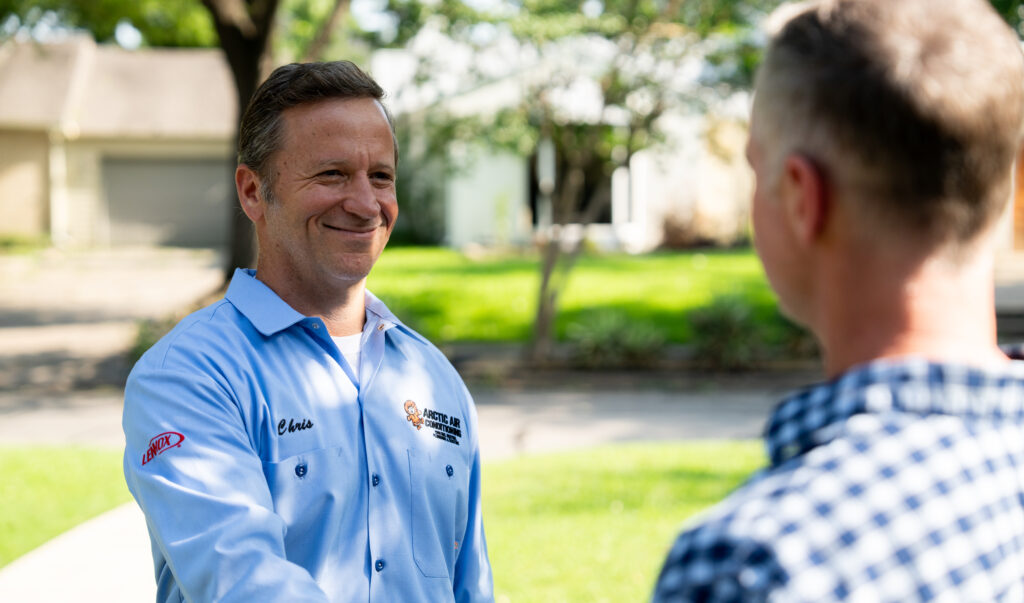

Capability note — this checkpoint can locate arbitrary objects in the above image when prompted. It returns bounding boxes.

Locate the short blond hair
[754,0,1024,245]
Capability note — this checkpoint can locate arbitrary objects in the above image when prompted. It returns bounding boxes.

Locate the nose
[341,172,379,220]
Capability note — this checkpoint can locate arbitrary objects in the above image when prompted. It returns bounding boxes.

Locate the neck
[254,264,367,337]
[814,244,1006,378]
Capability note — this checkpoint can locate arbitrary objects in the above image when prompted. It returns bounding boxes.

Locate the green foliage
[688,294,763,370]
[129,316,178,363]
[0,233,48,254]
[0,446,131,568]
[566,309,665,368]
[991,0,1024,33]
[484,441,765,601]
[688,293,817,370]
[0,0,216,47]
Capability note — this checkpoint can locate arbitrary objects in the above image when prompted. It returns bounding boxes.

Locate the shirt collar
[225,268,428,344]
[225,269,306,336]
[364,289,429,345]
[765,355,1024,466]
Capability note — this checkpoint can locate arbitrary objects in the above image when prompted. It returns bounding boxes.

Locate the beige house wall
[0,129,50,237]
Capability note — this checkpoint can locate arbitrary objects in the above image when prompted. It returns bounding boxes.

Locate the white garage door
[103,157,233,247]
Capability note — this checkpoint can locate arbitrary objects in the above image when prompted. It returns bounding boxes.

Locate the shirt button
[295,463,307,478]
[375,559,385,572]
[446,464,454,477]
[377,323,385,331]
[372,474,380,487]
[312,323,320,330]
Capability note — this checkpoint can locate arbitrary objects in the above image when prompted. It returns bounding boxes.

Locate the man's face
[747,117,807,324]
[258,97,397,290]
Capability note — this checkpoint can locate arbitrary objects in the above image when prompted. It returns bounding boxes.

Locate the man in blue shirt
[123,61,493,602]
[654,0,1024,600]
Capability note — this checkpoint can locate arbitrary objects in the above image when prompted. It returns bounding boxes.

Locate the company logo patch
[403,399,462,446]
[141,431,185,466]
[404,400,424,430]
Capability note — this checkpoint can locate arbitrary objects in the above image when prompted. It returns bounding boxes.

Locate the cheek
[381,195,399,228]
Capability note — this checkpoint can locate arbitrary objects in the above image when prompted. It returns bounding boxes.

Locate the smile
[323,224,379,235]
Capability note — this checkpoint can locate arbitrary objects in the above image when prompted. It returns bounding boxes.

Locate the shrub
[129,317,177,363]
[688,295,765,370]
[689,294,819,370]
[566,310,666,369]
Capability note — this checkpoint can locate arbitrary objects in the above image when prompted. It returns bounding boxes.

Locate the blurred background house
[0,35,235,248]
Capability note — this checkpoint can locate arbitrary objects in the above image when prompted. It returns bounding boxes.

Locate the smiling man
[123,61,493,602]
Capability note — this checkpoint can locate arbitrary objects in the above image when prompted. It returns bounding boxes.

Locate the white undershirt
[331,333,362,384]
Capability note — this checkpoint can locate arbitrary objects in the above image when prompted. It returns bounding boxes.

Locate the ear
[236,164,266,224]
[780,154,829,244]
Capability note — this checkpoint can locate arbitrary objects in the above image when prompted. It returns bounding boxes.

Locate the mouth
[323,223,381,235]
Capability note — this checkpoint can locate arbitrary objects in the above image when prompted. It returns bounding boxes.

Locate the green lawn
[368,248,775,344]
[0,442,765,600]
[484,442,765,602]
[0,447,132,567]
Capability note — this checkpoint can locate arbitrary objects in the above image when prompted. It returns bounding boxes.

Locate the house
[0,35,235,248]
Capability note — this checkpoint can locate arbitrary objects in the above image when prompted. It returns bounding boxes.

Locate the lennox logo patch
[141,431,185,466]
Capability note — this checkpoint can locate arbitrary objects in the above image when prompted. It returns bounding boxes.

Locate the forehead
[278,97,394,160]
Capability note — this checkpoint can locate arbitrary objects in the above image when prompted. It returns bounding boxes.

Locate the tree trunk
[200,0,281,280]
[527,162,587,364]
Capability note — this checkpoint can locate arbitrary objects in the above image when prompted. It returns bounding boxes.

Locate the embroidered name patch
[404,399,462,445]
[141,431,185,465]
[278,418,314,436]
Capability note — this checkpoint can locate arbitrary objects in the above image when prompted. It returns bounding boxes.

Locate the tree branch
[201,0,258,37]
[302,0,351,62]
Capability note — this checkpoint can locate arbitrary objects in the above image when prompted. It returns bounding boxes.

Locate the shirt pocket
[408,447,468,579]
[262,446,363,570]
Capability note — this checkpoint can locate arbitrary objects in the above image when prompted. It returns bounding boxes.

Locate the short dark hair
[237,61,398,188]
[755,0,1024,246]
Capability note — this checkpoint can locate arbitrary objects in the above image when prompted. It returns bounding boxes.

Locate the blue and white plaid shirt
[653,355,1024,602]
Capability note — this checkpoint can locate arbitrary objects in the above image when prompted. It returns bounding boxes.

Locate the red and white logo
[141,431,185,466]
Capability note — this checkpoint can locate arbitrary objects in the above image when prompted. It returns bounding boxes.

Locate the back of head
[238,61,396,183]
[754,0,1024,249]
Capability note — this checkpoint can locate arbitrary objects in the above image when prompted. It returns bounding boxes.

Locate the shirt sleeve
[122,365,330,603]
[452,388,495,603]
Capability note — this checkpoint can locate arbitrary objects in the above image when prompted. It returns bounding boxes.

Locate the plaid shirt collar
[764,353,1024,467]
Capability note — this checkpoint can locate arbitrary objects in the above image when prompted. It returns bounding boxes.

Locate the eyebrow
[312,159,395,172]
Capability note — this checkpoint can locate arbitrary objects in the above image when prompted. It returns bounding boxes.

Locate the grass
[368,247,775,344]
[483,441,765,602]
[0,441,765,599]
[0,234,48,255]
[0,447,132,568]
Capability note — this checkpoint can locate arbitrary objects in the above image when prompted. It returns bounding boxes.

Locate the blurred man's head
[749,0,1024,321]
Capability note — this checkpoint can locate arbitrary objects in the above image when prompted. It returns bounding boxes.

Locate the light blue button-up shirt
[123,269,493,602]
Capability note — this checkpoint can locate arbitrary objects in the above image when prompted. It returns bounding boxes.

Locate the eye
[318,169,343,178]
[372,171,395,183]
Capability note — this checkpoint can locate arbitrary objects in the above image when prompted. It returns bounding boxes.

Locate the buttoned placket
[360,317,394,595]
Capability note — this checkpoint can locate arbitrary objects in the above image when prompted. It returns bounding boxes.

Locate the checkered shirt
[652,356,1024,602]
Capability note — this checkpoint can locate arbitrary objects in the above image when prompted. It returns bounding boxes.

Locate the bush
[689,294,819,370]
[566,310,666,369]
[688,295,763,370]
[129,317,177,363]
